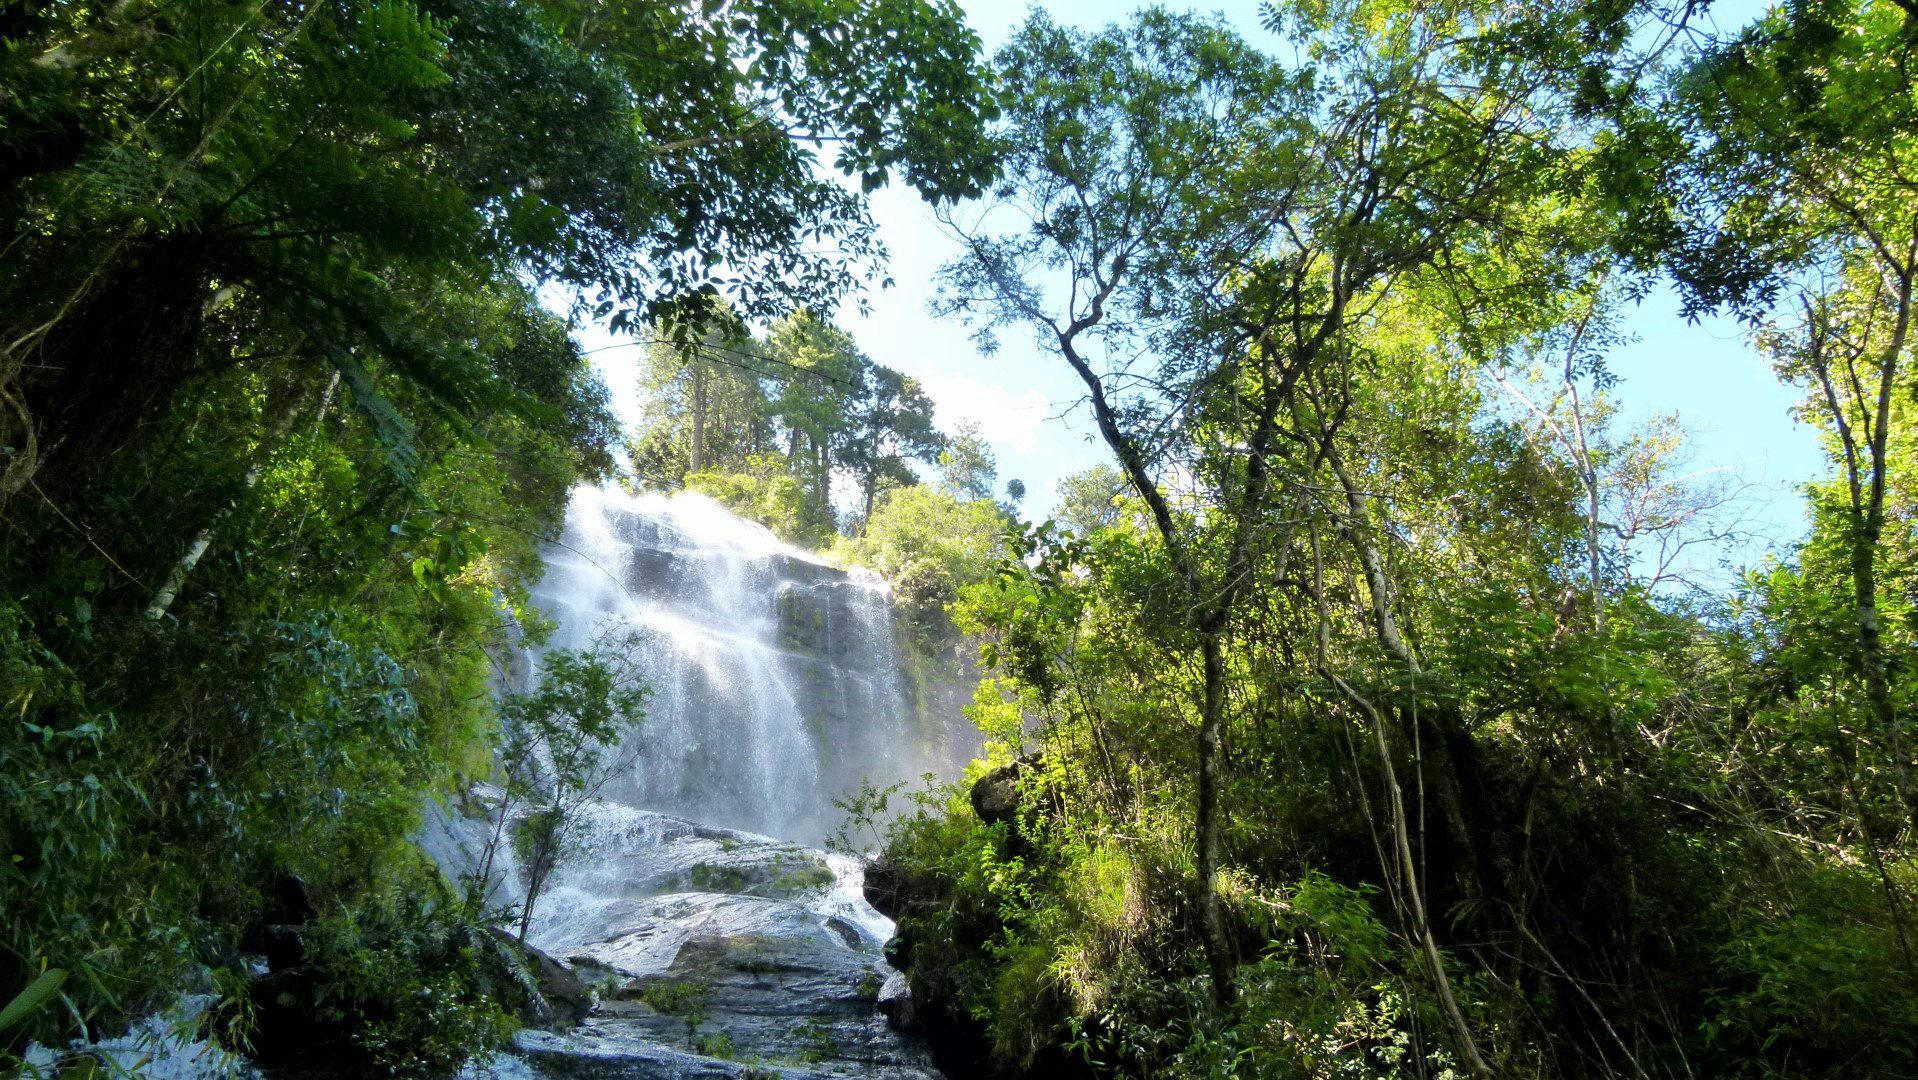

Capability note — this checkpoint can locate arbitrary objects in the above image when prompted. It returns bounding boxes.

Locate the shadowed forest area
[3,0,1918,1076]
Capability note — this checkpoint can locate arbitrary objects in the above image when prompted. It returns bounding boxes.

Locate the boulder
[882,933,911,970]
[970,754,1041,827]
[263,873,317,927]
[491,927,595,1027]
[234,966,361,1072]
[231,926,591,1073]
[262,924,305,974]
[571,930,936,1075]
[862,853,904,919]
[240,871,317,975]
[876,970,917,1032]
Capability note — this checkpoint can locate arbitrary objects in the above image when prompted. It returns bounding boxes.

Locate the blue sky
[587,0,1825,574]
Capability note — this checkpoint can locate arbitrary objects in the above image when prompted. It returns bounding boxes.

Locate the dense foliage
[629,310,949,544]
[871,2,1918,1078]
[0,0,994,1069]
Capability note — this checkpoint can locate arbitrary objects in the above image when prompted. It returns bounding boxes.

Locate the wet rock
[491,928,595,1026]
[238,967,358,1071]
[777,581,832,655]
[823,917,864,950]
[540,927,931,1077]
[862,853,903,919]
[241,871,317,975]
[776,579,887,663]
[504,1031,758,1077]
[264,873,316,927]
[666,850,837,900]
[513,948,935,1075]
[479,810,934,1078]
[565,892,857,978]
[876,971,917,1032]
[262,924,305,974]
[20,993,236,1077]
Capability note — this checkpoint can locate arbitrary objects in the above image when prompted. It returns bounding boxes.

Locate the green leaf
[0,969,67,1034]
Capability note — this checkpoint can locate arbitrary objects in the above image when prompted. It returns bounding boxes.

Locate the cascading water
[530,484,966,846]
[436,483,978,1078]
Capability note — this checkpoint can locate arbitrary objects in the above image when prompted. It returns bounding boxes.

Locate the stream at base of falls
[432,798,933,1079]
[437,486,979,1077]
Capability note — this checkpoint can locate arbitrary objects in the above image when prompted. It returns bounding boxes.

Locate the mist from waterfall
[526,483,972,846]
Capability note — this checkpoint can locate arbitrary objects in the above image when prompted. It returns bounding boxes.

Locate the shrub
[226,872,519,1078]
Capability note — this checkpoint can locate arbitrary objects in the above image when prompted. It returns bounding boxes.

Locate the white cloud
[914,370,1050,455]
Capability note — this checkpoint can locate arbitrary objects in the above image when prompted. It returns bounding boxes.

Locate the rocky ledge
[458,806,935,1079]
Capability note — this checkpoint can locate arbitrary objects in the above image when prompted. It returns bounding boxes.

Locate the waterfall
[528,483,965,846]
[422,484,978,1076]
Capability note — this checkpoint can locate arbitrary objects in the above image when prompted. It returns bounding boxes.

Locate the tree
[1658,0,1918,821]
[936,421,998,503]
[0,0,999,503]
[762,313,868,522]
[631,317,774,486]
[684,453,823,546]
[834,485,1007,640]
[632,309,951,545]
[844,364,944,525]
[1052,465,1126,537]
[938,4,1591,1053]
[477,632,647,942]
[845,5,1918,1076]
[937,5,1307,1013]
[0,0,998,1053]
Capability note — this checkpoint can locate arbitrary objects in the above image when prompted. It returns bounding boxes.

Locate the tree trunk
[475,789,515,903]
[817,440,832,522]
[689,362,708,473]
[1197,629,1234,1005]
[1861,278,1907,805]
[145,373,334,621]
[1565,369,1605,633]
[517,809,559,943]
[1049,327,1242,1006]
[1812,264,1911,817]
[1326,448,1492,1077]
[1852,513,1897,769]
[516,872,542,943]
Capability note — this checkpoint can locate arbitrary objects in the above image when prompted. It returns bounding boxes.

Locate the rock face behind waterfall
[533,487,979,846]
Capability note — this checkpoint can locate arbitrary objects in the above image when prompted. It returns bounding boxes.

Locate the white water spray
[528,484,966,846]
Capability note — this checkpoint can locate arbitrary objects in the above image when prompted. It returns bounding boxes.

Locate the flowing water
[444,484,980,1077]
[528,485,969,846]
